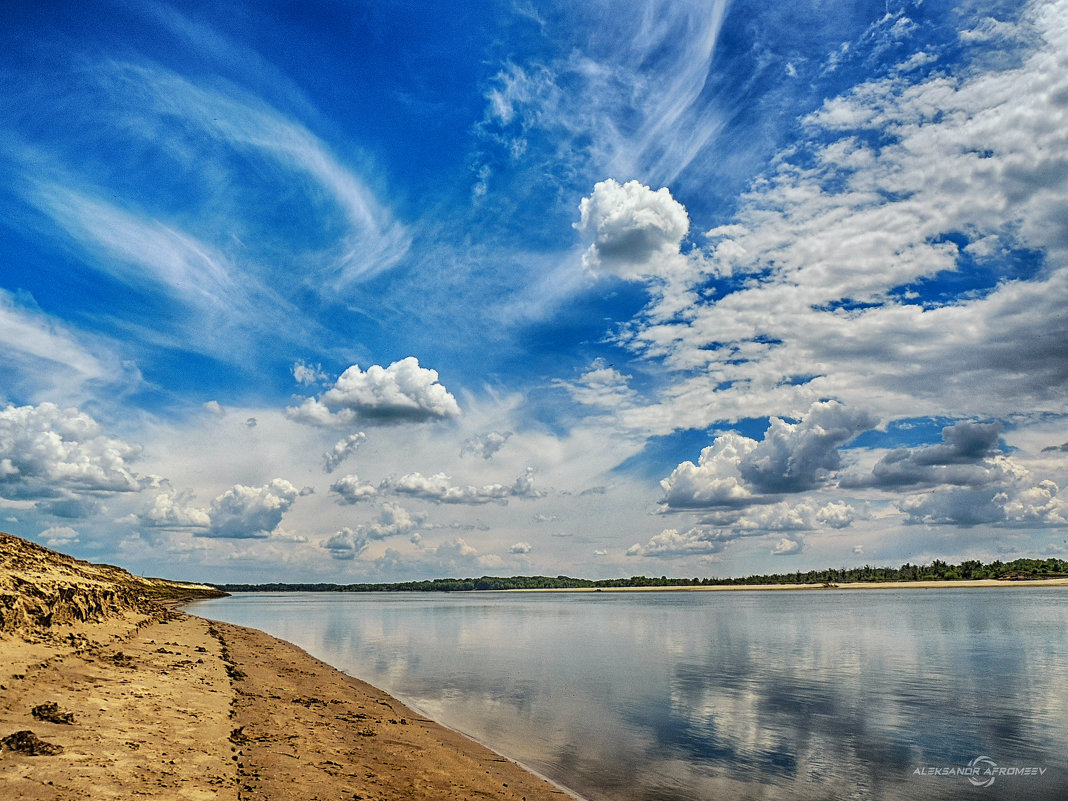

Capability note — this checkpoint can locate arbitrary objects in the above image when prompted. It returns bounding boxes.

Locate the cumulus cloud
[660,402,875,510]
[900,461,1067,527]
[509,542,532,554]
[843,421,1003,489]
[0,402,142,501]
[202,478,299,539]
[739,403,877,494]
[321,528,365,560]
[833,419,1068,527]
[39,526,79,547]
[331,501,422,559]
[329,474,378,504]
[461,431,511,460]
[322,503,425,560]
[286,357,460,427]
[381,467,543,505]
[771,537,803,556]
[323,432,367,473]
[138,487,211,529]
[626,527,727,558]
[631,497,855,560]
[700,499,857,532]
[575,179,690,280]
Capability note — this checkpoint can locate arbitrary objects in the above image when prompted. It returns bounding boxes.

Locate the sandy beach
[0,533,571,800]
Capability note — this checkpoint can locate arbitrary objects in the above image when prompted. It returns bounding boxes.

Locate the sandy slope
[0,533,571,801]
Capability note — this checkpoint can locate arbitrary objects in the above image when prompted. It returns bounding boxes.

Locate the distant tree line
[213,557,1068,593]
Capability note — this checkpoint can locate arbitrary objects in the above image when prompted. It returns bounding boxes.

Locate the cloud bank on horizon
[0,0,1066,582]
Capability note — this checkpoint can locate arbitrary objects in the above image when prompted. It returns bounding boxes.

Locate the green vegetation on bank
[214,557,1068,593]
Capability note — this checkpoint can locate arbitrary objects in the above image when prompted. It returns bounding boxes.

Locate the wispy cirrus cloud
[478,0,731,191]
[91,61,410,287]
[15,174,312,362]
[0,290,119,401]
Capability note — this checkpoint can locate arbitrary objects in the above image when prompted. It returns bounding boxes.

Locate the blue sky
[1,0,1066,582]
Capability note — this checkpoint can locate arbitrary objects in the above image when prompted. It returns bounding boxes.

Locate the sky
[1,0,1066,583]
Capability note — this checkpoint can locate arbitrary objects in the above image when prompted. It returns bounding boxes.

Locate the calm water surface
[192,589,1068,801]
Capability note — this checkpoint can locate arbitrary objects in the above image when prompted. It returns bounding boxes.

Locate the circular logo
[968,755,997,787]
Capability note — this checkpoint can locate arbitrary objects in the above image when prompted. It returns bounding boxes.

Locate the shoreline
[0,604,579,801]
[486,577,1068,593]
[185,604,592,801]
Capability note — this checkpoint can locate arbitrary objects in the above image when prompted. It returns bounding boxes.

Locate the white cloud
[19,177,302,364]
[330,473,378,505]
[461,431,512,460]
[0,402,143,500]
[838,420,1068,527]
[203,478,300,539]
[737,403,876,494]
[137,487,211,529]
[771,537,803,556]
[700,499,857,532]
[321,528,364,560]
[900,460,1067,527]
[293,361,329,386]
[660,401,875,509]
[366,503,423,540]
[575,179,690,280]
[626,527,726,558]
[429,537,503,570]
[323,432,367,473]
[816,501,857,530]
[287,358,460,427]
[381,467,542,505]
[659,432,761,510]
[39,526,79,547]
[630,496,855,561]
[509,541,532,554]
[34,494,99,519]
[555,359,639,409]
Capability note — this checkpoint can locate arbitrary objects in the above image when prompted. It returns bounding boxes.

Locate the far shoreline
[210,577,1068,595]
[483,578,1068,593]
